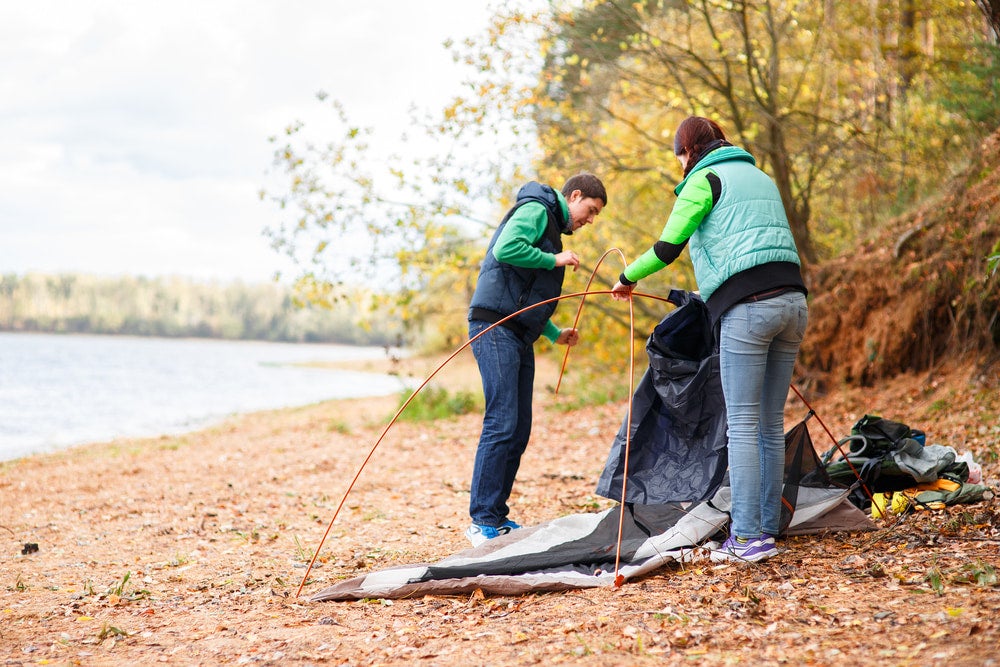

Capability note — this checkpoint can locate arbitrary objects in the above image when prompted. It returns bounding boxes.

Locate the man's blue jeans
[719,291,808,539]
[468,319,535,527]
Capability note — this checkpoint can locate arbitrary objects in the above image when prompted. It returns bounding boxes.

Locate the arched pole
[295,288,674,597]
[612,286,637,587]
[554,248,628,395]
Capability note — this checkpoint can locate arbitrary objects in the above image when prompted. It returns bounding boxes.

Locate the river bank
[1,356,997,665]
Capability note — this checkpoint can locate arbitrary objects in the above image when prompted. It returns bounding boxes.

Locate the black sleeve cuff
[618,272,637,286]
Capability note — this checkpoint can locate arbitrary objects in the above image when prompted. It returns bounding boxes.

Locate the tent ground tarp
[310,484,873,601]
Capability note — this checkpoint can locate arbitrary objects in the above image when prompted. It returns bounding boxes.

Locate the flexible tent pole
[788,384,883,518]
[554,248,628,395]
[295,289,629,597]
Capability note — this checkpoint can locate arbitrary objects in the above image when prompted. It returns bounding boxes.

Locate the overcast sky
[0,1,513,284]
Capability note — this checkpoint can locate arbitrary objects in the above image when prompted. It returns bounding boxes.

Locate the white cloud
[0,1,505,282]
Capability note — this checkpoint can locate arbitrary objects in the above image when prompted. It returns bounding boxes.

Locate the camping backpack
[822,414,930,507]
[844,414,925,457]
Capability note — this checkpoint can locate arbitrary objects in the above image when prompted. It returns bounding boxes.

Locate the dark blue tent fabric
[595,290,728,504]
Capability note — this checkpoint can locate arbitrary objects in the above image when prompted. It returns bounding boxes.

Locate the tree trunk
[976,0,1000,43]
[765,122,816,267]
[899,0,918,96]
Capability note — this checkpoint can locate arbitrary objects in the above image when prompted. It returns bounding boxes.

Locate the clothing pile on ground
[822,413,993,517]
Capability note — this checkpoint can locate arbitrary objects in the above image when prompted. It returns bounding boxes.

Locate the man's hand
[555,328,580,346]
[554,250,580,271]
[610,280,635,301]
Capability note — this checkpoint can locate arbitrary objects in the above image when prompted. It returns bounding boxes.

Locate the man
[466,173,607,546]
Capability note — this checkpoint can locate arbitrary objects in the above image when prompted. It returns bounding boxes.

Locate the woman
[611,116,808,562]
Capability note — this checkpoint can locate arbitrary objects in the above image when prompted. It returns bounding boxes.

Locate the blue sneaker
[710,534,778,563]
[465,520,521,547]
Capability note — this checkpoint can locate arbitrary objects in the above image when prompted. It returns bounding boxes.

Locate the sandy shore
[2,354,998,665]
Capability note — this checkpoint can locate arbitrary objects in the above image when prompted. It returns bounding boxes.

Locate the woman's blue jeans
[468,319,535,527]
[719,291,808,539]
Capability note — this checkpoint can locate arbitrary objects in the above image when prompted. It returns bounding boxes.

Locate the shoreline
[310,344,485,394]
[0,348,476,466]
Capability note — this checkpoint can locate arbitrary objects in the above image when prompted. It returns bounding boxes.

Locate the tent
[310,292,875,602]
[310,472,872,601]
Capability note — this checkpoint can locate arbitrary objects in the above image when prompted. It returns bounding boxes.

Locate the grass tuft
[394,387,481,422]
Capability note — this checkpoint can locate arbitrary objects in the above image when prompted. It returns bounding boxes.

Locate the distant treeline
[0,273,398,345]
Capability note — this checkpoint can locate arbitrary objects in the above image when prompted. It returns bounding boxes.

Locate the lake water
[0,332,412,461]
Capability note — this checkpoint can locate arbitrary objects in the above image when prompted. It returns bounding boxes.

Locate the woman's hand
[610,280,635,301]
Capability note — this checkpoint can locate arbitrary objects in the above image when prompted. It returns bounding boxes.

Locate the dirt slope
[800,130,1000,387]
